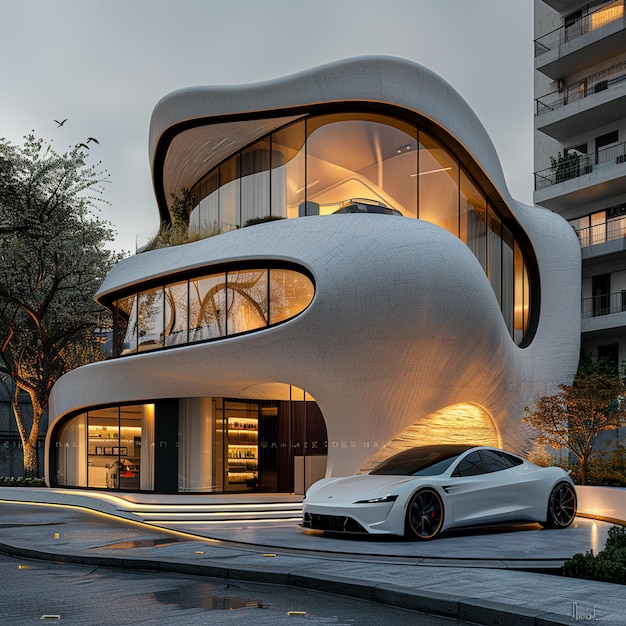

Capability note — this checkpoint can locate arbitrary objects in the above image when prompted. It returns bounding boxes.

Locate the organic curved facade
[45,57,581,494]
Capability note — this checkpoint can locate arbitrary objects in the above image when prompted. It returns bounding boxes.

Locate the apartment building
[534,0,626,367]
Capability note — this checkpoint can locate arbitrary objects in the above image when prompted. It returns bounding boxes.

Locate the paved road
[0,494,625,625]
[0,552,475,625]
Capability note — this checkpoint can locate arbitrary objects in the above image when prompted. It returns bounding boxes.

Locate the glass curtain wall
[55,404,154,490]
[271,122,305,219]
[418,132,458,234]
[185,112,532,344]
[305,114,418,216]
[113,267,314,357]
[54,393,329,493]
[460,171,487,272]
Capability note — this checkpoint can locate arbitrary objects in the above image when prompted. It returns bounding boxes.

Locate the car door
[444,449,520,526]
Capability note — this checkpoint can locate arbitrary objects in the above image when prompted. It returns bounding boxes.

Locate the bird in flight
[77,143,89,150]
[53,119,67,127]
[86,137,99,144]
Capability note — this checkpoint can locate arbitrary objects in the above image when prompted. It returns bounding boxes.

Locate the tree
[523,360,626,484]
[0,133,121,476]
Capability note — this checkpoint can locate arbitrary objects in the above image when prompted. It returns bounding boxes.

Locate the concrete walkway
[0,487,624,626]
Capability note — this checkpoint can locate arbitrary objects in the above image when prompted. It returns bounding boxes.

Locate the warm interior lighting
[591,2,623,30]
[411,167,453,177]
[295,179,319,194]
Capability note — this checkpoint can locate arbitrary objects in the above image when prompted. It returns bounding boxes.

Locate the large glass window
[116,294,137,355]
[306,113,418,216]
[114,295,130,356]
[502,225,514,336]
[56,404,152,491]
[190,171,220,238]
[269,268,316,324]
[488,206,502,307]
[240,140,271,225]
[271,122,305,219]
[190,274,227,342]
[220,156,239,229]
[419,131,459,235]
[514,242,530,343]
[227,269,268,334]
[87,408,121,489]
[138,287,164,351]
[111,266,314,356]
[176,111,536,345]
[164,281,189,347]
[460,171,487,272]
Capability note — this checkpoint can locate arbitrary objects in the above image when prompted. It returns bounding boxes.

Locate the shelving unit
[226,415,258,489]
[86,425,141,489]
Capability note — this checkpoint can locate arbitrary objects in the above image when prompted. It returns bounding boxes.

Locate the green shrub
[243,216,285,227]
[562,550,596,580]
[563,525,626,584]
[0,476,46,487]
[606,524,626,550]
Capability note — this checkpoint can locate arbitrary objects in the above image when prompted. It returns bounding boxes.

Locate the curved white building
[45,57,581,494]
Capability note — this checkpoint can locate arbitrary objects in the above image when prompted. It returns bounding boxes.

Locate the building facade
[534,0,626,367]
[45,56,580,494]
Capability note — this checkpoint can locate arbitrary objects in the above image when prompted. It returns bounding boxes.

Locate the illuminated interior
[55,404,153,491]
[591,0,623,31]
[54,393,327,493]
[186,112,532,344]
[112,265,314,356]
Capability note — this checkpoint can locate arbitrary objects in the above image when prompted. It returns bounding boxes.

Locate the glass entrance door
[86,406,142,490]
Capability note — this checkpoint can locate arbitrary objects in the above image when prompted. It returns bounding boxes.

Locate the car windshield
[369,445,474,476]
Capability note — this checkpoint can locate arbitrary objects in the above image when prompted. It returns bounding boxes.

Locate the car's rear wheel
[405,488,444,540]
[543,482,577,528]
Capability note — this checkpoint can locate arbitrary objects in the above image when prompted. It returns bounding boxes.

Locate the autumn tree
[0,133,121,476]
[523,360,626,484]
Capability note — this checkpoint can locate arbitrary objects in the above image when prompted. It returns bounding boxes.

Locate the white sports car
[302,445,577,540]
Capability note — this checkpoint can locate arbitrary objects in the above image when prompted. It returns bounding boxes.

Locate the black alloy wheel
[544,482,577,528]
[406,488,444,540]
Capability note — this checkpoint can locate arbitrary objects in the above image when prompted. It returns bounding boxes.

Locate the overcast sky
[1,0,533,252]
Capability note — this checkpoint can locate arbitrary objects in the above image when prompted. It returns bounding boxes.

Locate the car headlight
[355,494,398,504]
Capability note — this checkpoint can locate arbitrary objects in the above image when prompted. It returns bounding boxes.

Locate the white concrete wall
[577,485,626,525]
[48,210,580,479]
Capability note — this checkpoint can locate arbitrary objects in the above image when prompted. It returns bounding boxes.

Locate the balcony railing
[535,0,624,56]
[582,291,626,319]
[535,60,626,116]
[575,218,626,248]
[534,140,626,191]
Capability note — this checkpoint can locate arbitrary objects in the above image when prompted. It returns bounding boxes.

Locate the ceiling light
[410,167,453,177]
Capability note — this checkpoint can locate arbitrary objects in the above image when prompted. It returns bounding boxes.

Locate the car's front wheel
[405,488,444,540]
[543,482,577,528]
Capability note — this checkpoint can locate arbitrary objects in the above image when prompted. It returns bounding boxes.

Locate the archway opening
[359,403,499,472]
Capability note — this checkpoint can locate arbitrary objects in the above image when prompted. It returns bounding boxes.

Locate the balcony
[582,291,626,333]
[535,1,626,80]
[575,220,626,259]
[535,60,626,140]
[533,141,626,211]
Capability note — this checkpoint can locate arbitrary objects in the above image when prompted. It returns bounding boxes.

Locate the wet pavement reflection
[151,516,610,565]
